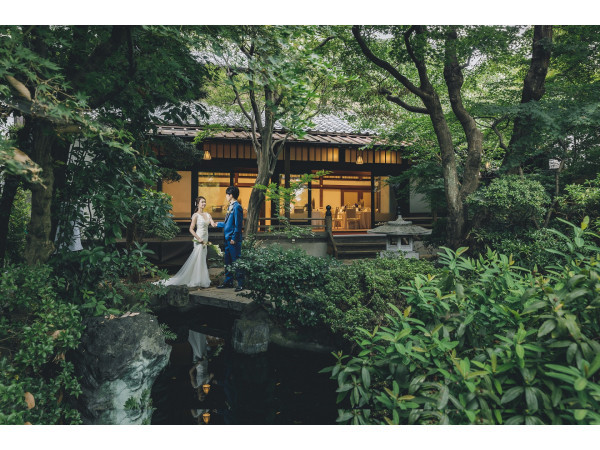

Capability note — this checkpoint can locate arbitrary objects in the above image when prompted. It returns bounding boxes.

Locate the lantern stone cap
[368,215,432,236]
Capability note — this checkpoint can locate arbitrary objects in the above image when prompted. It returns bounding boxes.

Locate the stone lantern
[368,209,431,259]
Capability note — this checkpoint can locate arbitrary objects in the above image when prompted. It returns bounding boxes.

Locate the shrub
[556,175,600,227]
[0,264,83,424]
[52,243,168,316]
[137,189,180,241]
[235,244,438,340]
[467,175,550,229]
[310,256,438,340]
[468,228,571,271]
[324,218,600,425]
[233,244,339,328]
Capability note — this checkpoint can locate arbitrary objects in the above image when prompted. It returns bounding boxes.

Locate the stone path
[188,286,252,312]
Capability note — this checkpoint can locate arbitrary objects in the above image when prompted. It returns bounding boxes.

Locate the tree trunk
[245,91,277,237]
[24,119,57,265]
[501,25,553,173]
[426,97,465,249]
[444,29,484,204]
[246,136,274,236]
[0,174,21,265]
[443,29,485,243]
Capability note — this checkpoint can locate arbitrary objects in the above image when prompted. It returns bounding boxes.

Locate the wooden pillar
[270,171,279,220]
[284,145,290,219]
[307,179,312,218]
[370,172,375,228]
[191,169,198,216]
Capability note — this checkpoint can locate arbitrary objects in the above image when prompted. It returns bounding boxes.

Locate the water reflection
[152,330,337,425]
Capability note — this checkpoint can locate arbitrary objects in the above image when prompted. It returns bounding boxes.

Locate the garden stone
[164,285,190,307]
[70,312,171,424]
[232,318,269,354]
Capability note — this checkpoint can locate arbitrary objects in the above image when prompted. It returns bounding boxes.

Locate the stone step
[335,241,387,249]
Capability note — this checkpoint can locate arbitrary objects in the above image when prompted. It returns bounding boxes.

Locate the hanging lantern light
[202,412,211,424]
[356,152,364,165]
[203,150,212,160]
[202,384,211,394]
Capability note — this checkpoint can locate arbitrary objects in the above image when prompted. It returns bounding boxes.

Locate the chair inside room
[345,207,361,229]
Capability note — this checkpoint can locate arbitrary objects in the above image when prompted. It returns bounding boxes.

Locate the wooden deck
[188,286,252,312]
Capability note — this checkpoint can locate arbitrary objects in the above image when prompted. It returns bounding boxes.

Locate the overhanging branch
[352,26,425,100]
[379,88,428,114]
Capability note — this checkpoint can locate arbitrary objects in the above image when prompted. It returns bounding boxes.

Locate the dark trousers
[223,241,243,286]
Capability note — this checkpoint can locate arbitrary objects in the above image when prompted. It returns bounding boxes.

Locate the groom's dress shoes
[217,282,233,289]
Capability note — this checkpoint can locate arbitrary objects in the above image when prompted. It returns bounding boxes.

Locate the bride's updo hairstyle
[194,196,206,213]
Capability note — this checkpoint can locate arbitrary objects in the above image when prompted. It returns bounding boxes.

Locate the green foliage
[469,228,571,271]
[137,189,180,241]
[54,138,177,247]
[124,389,153,413]
[154,136,204,178]
[324,219,600,424]
[233,244,340,327]
[0,264,83,424]
[52,243,168,317]
[557,175,600,228]
[6,187,30,264]
[159,323,177,342]
[234,244,437,339]
[310,256,438,340]
[467,175,550,229]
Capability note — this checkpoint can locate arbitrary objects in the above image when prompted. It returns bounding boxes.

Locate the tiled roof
[153,103,381,146]
[155,125,375,146]
[162,103,369,135]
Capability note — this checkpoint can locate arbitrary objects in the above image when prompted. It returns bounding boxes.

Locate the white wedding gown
[161,213,211,288]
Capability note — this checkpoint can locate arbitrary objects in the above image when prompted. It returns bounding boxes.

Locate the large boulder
[70,312,171,424]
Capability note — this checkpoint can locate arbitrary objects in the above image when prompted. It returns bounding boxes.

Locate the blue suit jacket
[216,201,243,243]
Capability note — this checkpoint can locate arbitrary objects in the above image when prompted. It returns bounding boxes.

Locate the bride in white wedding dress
[160,196,216,288]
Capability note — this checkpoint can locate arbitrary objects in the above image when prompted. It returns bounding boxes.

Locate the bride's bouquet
[194,239,223,258]
[207,243,223,258]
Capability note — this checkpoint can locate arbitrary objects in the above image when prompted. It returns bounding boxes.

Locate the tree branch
[352,25,425,99]
[490,117,509,151]
[313,36,337,51]
[248,78,264,131]
[87,26,136,109]
[5,76,32,101]
[228,69,260,152]
[403,26,432,91]
[378,88,429,114]
[270,136,289,173]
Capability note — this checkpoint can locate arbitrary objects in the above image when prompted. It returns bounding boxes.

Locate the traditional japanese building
[154,105,430,233]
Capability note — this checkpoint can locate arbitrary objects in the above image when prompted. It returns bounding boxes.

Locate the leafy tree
[201,25,343,235]
[0,25,210,264]
[317,26,554,247]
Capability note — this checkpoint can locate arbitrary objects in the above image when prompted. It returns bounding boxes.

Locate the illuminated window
[197,172,230,220]
[162,171,192,219]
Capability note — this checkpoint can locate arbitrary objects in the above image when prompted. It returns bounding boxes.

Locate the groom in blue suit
[216,186,244,291]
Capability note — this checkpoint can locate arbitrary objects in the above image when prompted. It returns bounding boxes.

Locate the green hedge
[324,218,600,424]
[234,244,437,339]
[310,256,438,340]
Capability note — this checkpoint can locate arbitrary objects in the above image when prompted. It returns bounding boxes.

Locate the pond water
[151,331,339,425]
